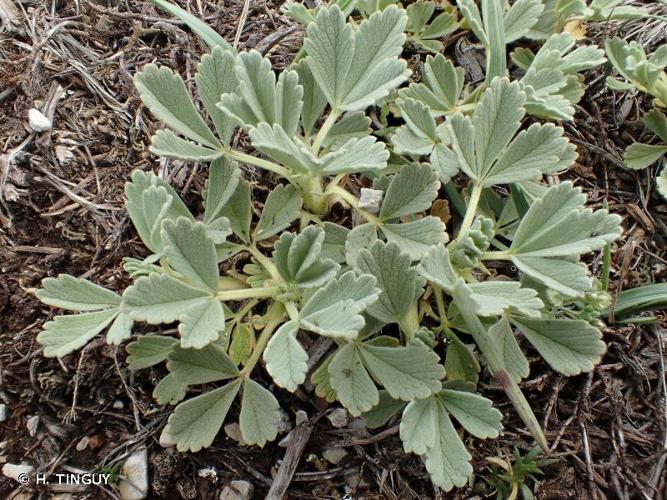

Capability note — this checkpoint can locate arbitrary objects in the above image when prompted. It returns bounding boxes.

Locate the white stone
[198,467,217,479]
[276,409,292,434]
[322,448,347,465]
[75,436,89,451]
[358,188,384,214]
[118,449,148,500]
[219,480,253,500]
[28,108,51,132]
[327,408,348,428]
[0,404,7,422]
[26,415,39,437]
[295,410,308,426]
[2,463,34,482]
[113,400,125,410]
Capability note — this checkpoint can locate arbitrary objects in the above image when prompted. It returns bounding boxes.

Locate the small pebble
[118,449,148,500]
[28,108,51,132]
[113,400,125,410]
[295,410,308,426]
[26,415,39,437]
[276,409,292,434]
[0,404,7,422]
[358,188,384,214]
[2,463,34,482]
[327,408,349,428]
[75,436,89,451]
[219,480,253,500]
[197,467,217,479]
[322,448,347,465]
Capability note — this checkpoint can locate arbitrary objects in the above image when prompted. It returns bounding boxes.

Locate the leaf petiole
[240,301,286,377]
[216,286,282,301]
[311,109,340,153]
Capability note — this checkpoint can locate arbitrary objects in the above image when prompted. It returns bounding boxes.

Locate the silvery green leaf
[379,163,440,220]
[319,137,389,175]
[206,217,232,245]
[457,0,487,45]
[511,182,622,258]
[488,317,530,382]
[430,143,460,183]
[392,98,439,155]
[167,343,239,385]
[444,331,480,384]
[153,373,188,405]
[166,379,241,452]
[345,223,378,267]
[37,309,119,357]
[356,241,425,324]
[134,64,219,147]
[125,170,193,253]
[512,317,605,376]
[312,354,337,402]
[255,184,302,240]
[218,51,303,137]
[239,379,280,446]
[321,222,349,264]
[643,108,667,143]
[148,0,234,52]
[106,312,133,345]
[37,275,121,311]
[204,158,241,223]
[381,216,448,260]
[162,218,219,291]
[406,0,434,33]
[249,123,319,175]
[216,242,245,262]
[358,342,444,400]
[127,336,178,370]
[658,166,667,201]
[304,5,409,112]
[322,112,372,149]
[503,0,543,43]
[400,395,472,491]
[299,271,380,339]
[439,389,503,438]
[274,226,340,288]
[417,243,458,291]
[229,323,253,365]
[624,143,667,170]
[123,274,210,324]
[178,298,225,349]
[399,54,464,116]
[362,391,406,429]
[150,129,224,161]
[329,343,379,416]
[195,47,238,143]
[220,177,252,243]
[263,321,308,392]
[294,60,327,137]
[282,0,316,24]
[467,281,543,318]
[512,256,593,297]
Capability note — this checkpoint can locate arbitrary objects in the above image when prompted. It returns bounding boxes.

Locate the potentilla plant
[33,0,623,491]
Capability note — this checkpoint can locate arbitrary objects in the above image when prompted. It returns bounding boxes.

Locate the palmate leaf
[154,373,188,405]
[204,158,241,224]
[167,343,239,385]
[380,217,448,260]
[512,317,605,376]
[488,317,530,383]
[178,298,226,349]
[503,0,544,43]
[263,321,308,392]
[255,184,303,240]
[127,336,178,370]
[329,343,379,416]
[417,243,459,290]
[392,98,441,156]
[345,223,378,267]
[37,309,119,357]
[218,51,303,136]
[37,275,121,311]
[445,78,576,187]
[378,163,440,220]
[467,281,544,318]
[219,176,252,243]
[624,143,667,170]
[304,5,410,112]
[299,271,380,339]
[196,47,238,144]
[162,218,219,292]
[165,379,242,452]
[125,170,194,253]
[149,129,224,161]
[273,226,340,288]
[355,241,425,324]
[135,64,219,148]
[400,389,502,491]
[239,378,280,446]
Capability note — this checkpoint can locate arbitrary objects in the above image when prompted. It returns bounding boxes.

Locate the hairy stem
[480,249,512,260]
[240,301,285,377]
[298,176,329,215]
[226,149,291,178]
[216,286,282,301]
[456,182,483,241]
[311,109,340,153]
